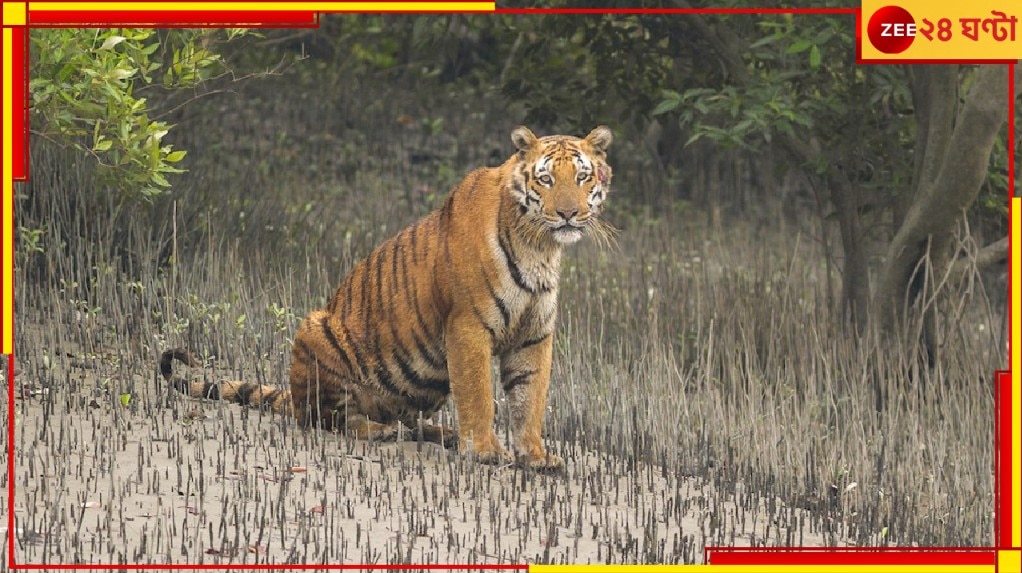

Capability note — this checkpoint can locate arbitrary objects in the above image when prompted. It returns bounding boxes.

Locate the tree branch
[965,236,1008,269]
[908,66,958,200]
[875,65,1008,329]
[948,236,1008,289]
[930,65,1007,225]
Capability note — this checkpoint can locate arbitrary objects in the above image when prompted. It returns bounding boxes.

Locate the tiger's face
[509,126,614,245]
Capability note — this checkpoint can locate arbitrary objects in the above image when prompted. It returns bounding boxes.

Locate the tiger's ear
[585,126,613,154]
[511,126,538,152]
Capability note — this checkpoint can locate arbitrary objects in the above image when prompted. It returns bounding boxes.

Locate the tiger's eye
[538,175,553,186]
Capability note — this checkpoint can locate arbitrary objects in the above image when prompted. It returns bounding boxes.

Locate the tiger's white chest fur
[485,234,561,354]
[510,247,561,294]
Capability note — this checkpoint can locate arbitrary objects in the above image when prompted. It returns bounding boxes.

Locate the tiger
[161,125,614,470]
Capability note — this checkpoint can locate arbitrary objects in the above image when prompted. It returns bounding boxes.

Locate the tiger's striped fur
[160,126,614,470]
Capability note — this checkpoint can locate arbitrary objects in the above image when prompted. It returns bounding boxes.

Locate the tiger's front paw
[462,434,513,465]
[475,447,515,465]
[519,451,565,472]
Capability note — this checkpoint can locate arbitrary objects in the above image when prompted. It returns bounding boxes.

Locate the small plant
[267,303,296,333]
[15,225,46,274]
[17,225,45,255]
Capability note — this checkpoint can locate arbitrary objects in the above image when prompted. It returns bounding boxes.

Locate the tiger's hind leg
[342,414,401,442]
[292,399,401,442]
[404,420,458,449]
[293,383,401,443]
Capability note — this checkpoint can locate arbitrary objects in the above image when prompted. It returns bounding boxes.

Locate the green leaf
[748,35,779,50]
[786,39,813,54]
[148,129,168,144]
[651,97,680,116]
[165,150,187,162]
[683,132,705,147]
[93,139,113,151]
[682,88,716,101]
[151,172,171,187]
[109,67,135,81]
[120,393,131,406]
[809,45,822,70]
[99,35,126,50]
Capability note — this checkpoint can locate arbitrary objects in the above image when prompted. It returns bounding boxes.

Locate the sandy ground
[3,350,854,570]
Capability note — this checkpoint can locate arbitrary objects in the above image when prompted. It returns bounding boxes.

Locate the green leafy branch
[30,28,246,200]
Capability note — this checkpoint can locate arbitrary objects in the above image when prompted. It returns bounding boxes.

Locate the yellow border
[30,2,496,12]
[3,3,27,26]
[1000,549,1022,573]
[2,28,12,356]
[1013,196,1021,549]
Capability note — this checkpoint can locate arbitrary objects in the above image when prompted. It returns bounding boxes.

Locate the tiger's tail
[159,348,292,415]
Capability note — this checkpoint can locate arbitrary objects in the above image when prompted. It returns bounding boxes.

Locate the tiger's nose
[556,208,578,221]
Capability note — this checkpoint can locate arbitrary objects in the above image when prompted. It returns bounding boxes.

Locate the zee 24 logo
[867,5,1017,54]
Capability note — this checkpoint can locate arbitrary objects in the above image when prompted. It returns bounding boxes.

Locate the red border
[1002,57,1016,550]
[999,369,1013,549]
[5,3,1016,571]
[10,26,25,180]
[705,547,998,566]
[29,10,321,26]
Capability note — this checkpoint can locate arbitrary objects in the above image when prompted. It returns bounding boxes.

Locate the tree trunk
[825,168,870,329]
[902,66,959,229]
[873,65,1008,357]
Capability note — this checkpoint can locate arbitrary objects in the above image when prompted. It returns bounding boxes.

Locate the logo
[867,5,916,54]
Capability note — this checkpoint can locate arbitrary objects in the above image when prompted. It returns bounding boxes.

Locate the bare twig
[951,236,1008,277]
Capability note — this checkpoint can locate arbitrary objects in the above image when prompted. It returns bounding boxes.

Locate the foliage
[658,16,852,152]
[497,15,675,131]
[29,28,247,200]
